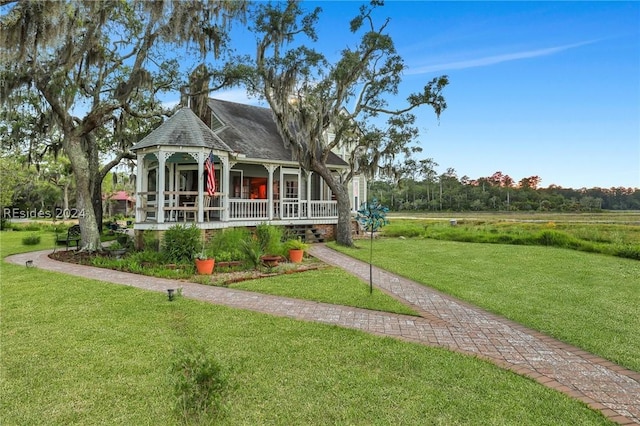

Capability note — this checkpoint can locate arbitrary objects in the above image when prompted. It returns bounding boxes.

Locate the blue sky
[213,1,640,189]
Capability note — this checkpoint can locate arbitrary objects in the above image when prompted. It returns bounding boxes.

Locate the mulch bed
[49,249,324,286]
[50,249,103,265]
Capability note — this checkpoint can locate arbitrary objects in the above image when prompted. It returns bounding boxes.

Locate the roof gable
[207,98,348,167]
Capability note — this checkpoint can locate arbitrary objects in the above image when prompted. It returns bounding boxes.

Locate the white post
[221,156,231,222]
[135,153,144,223]
[266,164,276,220]
[157,150,166,223]
[306,171,312,218]
[197,151,204,223]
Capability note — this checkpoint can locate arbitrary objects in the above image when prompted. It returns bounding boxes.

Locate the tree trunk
[333,183,353,247]
[87,134,104,233]
[63,135,102,251]
[63,182,70,211]
[92,178,104,233]
[311,159,353,247]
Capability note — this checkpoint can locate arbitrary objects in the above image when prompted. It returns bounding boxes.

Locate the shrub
[142,230,160,252]
[162,224,201,263]
[170,342,228,423]
[116,233,134,249]
[207,228,250,260]
[129,249,166,265]
[241,239,262,269]
[255,223,285,255]
[22,234,41,245]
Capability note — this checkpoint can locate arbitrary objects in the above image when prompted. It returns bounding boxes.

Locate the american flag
[205,152,216,196]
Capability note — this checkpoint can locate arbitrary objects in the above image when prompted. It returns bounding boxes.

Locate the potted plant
[260,254,282,267]
[106,241,127,258]
[285,238,309,263]
[194,250,215,274]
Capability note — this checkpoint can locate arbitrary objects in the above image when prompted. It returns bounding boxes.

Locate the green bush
[142,230,160,252]
[241,239,262,269]
[21,234,41,245]
[207,228,250,261]
[255,223,285,256]
[129,249,166,264]
[170,342,228,423]
[162,224,201,263]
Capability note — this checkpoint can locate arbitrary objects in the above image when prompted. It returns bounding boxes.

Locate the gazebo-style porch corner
[134,150,339,228]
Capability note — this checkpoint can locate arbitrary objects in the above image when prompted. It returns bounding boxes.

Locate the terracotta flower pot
[288,249,304,263]
[195,258,215,275]
[260,255,280,267]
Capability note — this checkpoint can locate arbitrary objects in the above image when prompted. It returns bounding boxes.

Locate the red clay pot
[195,258,215,274]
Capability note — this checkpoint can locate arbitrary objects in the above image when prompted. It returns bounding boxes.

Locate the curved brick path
[6,247,640,424]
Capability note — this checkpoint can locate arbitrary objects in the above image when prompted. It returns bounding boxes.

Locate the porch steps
[285,225,325,243]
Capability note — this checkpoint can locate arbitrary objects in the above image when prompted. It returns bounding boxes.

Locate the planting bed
[49,249,324,286]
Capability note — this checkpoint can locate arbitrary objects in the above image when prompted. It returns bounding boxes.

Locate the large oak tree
[241,1,448,246]
[1,0,246,250]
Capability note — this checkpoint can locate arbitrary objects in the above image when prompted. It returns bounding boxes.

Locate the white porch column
[135,153,144,223]
[265,164,276,220]
[221,156,231,222]
[197,151,205,223]
[306,171,312,219]
[157,150,166,223]
[362,175,368,206]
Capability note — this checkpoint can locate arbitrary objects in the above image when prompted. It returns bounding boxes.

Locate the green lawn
[330,237,640,372]
[0,230,613,425]
[230,267,416,316]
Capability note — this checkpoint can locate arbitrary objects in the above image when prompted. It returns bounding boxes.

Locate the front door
[280,168,300,218]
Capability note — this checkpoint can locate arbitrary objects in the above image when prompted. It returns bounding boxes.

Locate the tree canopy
[237,0,448,245]
[1,0,247,249]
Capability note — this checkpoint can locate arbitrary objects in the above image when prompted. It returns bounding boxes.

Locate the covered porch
[134,148,339,230]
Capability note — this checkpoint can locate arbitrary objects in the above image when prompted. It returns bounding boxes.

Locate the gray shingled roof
[208,98,348,167]
[130,107,232,152]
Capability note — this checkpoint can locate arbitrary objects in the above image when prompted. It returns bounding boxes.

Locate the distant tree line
[370,168,640,212]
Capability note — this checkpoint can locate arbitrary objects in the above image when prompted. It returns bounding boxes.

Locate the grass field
[383,212,640,261]
[0,229,614,425]
[336,214,640,372]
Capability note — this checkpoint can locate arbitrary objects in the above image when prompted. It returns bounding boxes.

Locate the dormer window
[210,112,224,131]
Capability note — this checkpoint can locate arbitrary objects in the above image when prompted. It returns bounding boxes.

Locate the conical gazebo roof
[131,107,232,152]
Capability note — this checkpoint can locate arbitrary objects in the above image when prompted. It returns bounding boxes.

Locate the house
[130,98,367,242]
[103,190,134,217]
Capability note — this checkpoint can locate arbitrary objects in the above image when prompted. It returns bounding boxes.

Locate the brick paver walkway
[6,246,640,425]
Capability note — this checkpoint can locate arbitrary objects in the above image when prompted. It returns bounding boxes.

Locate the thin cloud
[407,40,598,75]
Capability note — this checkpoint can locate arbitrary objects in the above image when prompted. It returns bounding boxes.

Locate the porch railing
[308,200,338,218]
[138,193,338,223]
[136,191,157,222]
[229,199,269,220]
[137,191,223,222]
[228,199,338,220]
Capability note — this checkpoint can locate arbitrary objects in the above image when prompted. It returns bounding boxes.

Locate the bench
[106,221,127,234]
[54,224,81,252]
